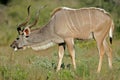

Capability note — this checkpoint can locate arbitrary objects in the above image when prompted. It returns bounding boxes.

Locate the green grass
[0,40,120,80]
[0,0,120,80]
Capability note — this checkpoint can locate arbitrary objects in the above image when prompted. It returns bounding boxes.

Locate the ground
[0,39,120,80]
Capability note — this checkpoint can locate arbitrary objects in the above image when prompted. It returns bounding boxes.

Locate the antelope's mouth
[10,44,23,51]
[14,47,23,51]
[11,47,23,51]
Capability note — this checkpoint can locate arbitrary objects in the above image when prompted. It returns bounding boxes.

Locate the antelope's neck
[26,21,64,50]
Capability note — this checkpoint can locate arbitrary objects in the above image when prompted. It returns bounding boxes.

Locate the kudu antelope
[10,6,114,73]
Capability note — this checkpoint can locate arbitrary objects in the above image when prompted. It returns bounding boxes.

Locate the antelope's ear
[23,27,31,36]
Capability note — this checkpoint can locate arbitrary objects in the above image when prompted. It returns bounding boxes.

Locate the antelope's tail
[109,21,114,44]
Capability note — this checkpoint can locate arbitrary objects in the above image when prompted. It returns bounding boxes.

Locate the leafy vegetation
[0,0,120,80]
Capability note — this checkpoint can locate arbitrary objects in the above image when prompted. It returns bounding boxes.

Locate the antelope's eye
[25,36,29,38]
[16,38,19,40]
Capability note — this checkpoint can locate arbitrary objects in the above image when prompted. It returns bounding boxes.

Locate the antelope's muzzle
[10,41,21,51]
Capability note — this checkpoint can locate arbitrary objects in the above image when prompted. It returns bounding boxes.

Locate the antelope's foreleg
[56,43,65,71]
[65,38,76,70]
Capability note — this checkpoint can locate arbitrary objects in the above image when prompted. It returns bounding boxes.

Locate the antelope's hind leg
[103,39,112,69]
[97,42,105,73]
[94,33,105,73]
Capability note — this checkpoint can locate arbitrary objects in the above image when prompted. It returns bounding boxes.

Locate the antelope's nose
[10,44,15,48]
[10,41,17,48]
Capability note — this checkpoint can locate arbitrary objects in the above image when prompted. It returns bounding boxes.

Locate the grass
[0,0,120,80]
[0,40,120,80]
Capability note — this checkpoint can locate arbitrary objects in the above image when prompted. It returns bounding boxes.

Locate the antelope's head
[10,5,42,51]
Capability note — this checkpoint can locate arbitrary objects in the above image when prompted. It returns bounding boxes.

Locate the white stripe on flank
[74,10,80,26]
[88,9,92,31]
[68,11,79,33]
[64,11,73,34]
[74,10,80,33]
[79,10,84,26]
